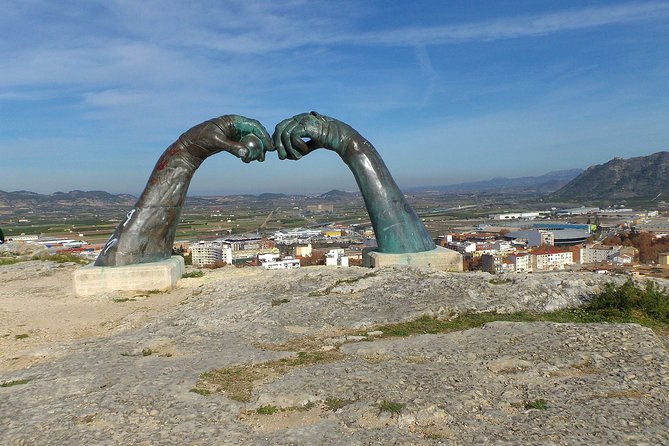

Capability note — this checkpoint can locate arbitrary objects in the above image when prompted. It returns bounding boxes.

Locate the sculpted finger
[290,127,310,155]
[273,118,293,160]
[281,120,302,160]
[246,120,273,155]
[208,131,255,161]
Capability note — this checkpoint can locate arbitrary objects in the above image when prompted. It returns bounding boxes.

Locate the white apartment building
[262,257,301,270]
[326,248,349,267]
[8,234,39,241]
[191,241,233,267]
[532,249,573,271]
[507,253,531,272]
[273,229,322,244]
[581,244,620,264]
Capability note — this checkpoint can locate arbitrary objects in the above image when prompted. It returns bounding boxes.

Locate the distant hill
[320,189,358,199]
[408,169,583,194]
[0,190,136,210]
[552,151,669,200]
[257,193,288,201]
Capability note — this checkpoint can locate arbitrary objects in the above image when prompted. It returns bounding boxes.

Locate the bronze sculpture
[95,115,271,266]
[272,112,435,254]
[95,112,434,267]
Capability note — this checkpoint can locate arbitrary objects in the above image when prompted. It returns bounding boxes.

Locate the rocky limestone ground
[1,261,668,445]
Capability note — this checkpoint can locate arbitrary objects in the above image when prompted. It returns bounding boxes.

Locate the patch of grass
[14,334,29,340]
[141,348,154,356]
[40,253,90,265]
[358,279,669,340]
[271,298,291,307]
[324,397,354,411]
[489,277,513,285]
[524,399,548,410]
[197,350,344,402]
[146,289,162,295]
[377,400,404,416]
[256,405,280,415]
[0,258,21,266]
[182,270,204,278]
[1,379,30,387]
[112,297,136,303]
[189,388,210,396]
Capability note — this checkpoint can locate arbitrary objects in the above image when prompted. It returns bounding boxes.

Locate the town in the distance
[2,151,669,278]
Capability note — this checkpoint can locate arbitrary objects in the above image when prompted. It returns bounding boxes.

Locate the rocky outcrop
[0,264,667,445]
[552,151,669,200]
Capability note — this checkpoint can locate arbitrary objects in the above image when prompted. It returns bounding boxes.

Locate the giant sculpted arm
[273,112,435,254]
[95,115,271,266]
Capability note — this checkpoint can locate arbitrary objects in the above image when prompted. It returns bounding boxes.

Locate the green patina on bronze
[95,112,434,267]
[273,112,435,254]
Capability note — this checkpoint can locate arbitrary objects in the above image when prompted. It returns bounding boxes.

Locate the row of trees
[602,231,669,263]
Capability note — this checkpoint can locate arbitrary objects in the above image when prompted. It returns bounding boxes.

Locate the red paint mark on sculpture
[156,159,168,171]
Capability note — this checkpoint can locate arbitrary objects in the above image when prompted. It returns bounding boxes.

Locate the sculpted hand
[272,112,358,160]
[180,115,272,163]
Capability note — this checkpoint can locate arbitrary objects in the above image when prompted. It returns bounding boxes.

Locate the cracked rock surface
[1,263,668,445]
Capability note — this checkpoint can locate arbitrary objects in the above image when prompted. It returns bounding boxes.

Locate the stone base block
[363,246,463,272]
[74,256,185,297]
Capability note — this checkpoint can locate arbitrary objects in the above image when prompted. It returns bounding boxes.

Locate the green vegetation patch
[40,253,90,265]
[14,334,29,340]
[256,405,280,415]
[0,258,22,266]
[182,270,204,278]
[1,379,30,387]
[489,277,513,285]
[324,397,354,411]
[189,388,210,397]
[196,350,344,402]
[524,399,548,410]
[377,400,405,415]
[112,297,136,303]
[362,279,669,339]
[271,298,291,307]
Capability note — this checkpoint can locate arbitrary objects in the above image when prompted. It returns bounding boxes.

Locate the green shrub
[377,400,404,415]
[585,280,669,323]
[182,270,204,278]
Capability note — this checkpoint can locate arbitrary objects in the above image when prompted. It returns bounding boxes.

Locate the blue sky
[2,0,669,195]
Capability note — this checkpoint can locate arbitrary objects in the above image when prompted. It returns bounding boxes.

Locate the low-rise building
[261,256,301,270]
[659,252,669,266]
[531,249,573,271]
[295,244,313,257]
[581,244,620,264]
[326,248,349,267]
[191,241,233,267]
[507,253,531,272]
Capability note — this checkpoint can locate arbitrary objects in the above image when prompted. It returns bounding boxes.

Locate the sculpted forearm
[340,135,436,253]
[95,115,270,267]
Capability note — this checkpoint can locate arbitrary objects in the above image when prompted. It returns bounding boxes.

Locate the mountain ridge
[552,151,669,200]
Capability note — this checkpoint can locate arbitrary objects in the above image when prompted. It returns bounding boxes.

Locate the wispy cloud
[347,2,669,46]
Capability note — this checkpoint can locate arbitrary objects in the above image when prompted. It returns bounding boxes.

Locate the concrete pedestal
[363,246,463,272]
[74,256,185,297]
